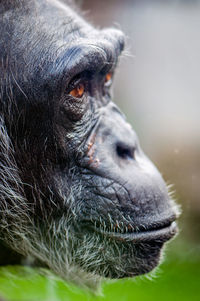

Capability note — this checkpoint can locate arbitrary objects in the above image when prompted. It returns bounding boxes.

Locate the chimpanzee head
[0,0,180,290]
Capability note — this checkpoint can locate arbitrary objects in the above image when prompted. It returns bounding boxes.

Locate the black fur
[0,0,179,290]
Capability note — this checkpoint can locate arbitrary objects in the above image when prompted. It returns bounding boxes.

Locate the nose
[97,102,139,164]
[116,142,136,161]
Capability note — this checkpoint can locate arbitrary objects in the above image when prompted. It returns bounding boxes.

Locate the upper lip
[91,215,178,243]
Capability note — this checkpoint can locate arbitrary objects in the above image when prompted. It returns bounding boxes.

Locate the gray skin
[0,0,179,289]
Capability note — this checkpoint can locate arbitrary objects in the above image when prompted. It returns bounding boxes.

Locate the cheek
[59,95,90,123]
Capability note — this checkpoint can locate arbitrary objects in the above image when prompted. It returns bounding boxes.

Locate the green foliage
[0,247,199,301]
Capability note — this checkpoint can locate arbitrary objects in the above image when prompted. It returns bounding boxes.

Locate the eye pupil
[69,83,85,98]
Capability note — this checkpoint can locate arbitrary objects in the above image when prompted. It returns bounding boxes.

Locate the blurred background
[0,0,199,300]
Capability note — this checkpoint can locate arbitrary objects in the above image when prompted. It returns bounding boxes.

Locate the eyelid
[67,70,93,91]
[68,77,82,92]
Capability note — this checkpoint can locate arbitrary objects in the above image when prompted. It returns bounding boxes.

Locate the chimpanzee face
[0,0,179,290]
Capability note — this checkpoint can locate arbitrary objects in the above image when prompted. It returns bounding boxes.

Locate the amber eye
[69,83,85,98]
[104,72,112,86]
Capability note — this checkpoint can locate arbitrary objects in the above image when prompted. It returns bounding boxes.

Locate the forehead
[10,0,123,48]
[1,0,125,93]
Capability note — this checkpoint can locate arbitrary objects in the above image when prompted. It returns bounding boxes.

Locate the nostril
[116,143,135,160]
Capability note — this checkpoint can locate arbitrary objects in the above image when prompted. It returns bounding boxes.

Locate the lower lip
[96,221,178,243]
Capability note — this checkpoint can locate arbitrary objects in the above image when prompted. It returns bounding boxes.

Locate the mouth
[103,221,177,242]
[92,217,178,243]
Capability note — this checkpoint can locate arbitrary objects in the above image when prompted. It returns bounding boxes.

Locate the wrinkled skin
[0,0,179,290]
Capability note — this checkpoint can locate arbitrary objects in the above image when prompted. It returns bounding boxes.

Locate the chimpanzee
[0,0,179,290]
